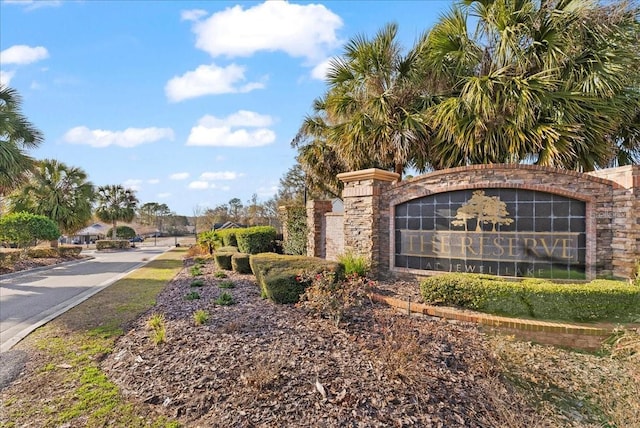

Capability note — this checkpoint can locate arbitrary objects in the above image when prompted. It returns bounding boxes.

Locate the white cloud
[188,181,210,190]
[186,111,276,147]
[181,9,207,21]
[147,178,160,184]
[257,185,279,198]
[191,1,342,62]
[4,0,61,10]
[157,192,171,198]
[0,45,49,65]
[169,172,190,180]
[123,179,143,191]
[0,70,15,86]
[165,63,265,102]
[199,171,243,181]
[63,126,174,148]
[311,57,333,80]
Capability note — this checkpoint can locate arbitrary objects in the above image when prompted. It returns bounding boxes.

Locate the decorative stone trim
[337,168,400,183]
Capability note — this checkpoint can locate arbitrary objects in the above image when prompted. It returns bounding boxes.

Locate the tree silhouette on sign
[451,190,512,232]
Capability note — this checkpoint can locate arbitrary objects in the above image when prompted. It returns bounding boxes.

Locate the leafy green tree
[138,202,171,234]
[95,185,138,239]
[9,159,95,235]
[423,0,640,170]
[105,225,136,239]
[228,198,243,221]
[0,212,60,248]
[0,86,44,196]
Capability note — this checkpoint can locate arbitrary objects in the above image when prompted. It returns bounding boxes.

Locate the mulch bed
[102,259,540,427]
[0,254,86,275]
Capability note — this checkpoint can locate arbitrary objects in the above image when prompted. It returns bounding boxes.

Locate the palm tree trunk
[112,221,117,239]
[394,162,403,181]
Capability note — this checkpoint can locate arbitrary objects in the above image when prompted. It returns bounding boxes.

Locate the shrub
[216,229,239,247]
[190,279,205,287]
[0,250,22,268]
[187,243,209,257]
[215,292,235,306]
[197,230,221,254]
[58,246,82,257]
[184,291,201,301]
[231,253,252,274]
[420,273,640,322]
[214,252,233,270]
[250,253,344,304]
[216,246,239,253]
[219,280,235,289]
[337,252,370,277]
[0,212,60,248]
[105,225,136,240]
[27,247,59,258]
[193,309,209,326]
[634,260,640,287]
[299,272,373,326]
[95,240,130,250]
[281,206,307,255]
[236,226,277,254]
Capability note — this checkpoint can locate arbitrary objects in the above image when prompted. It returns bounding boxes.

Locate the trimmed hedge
[58,245,82,257]
[217,246,239,253]
[236,226,276,254]
[27,247,59,258]
[231,253,252,274]
[214,252,233,270]
[0,250,22,268]
[420,273,640,323]
[250,253,344,304]
[96,240,130,250]
[216,229,239,247]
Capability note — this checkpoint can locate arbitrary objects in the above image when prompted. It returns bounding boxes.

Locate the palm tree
[297,23,435,180]
[95,185,138,239]
[423,0,640,170]
[0,85,44,195]
[9,159,95,236]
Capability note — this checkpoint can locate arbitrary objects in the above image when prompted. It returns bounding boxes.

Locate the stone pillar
[306,200,332,258]
[589,165,640,279]
[338,168,399,278]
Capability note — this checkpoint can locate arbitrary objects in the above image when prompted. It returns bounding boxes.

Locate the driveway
[0,247,168,353]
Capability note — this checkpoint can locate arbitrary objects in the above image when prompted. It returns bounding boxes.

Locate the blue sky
[1,0,451,215]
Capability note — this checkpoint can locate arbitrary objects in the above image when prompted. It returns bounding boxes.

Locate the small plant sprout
[218,280,235,289]
[214,271,227,279]
[146,313,166,345]
[190,265,203,277]
[190,279,205,287]
[215,292,235,306]
[184,291,201,301]
[193,309,209,326]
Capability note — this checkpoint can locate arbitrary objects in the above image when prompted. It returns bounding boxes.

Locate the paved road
[0,247,169,352]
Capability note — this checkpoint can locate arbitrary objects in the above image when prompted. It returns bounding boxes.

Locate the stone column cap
[337,168,400,183]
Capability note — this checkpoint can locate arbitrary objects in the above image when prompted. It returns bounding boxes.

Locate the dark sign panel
[394,189,586,279]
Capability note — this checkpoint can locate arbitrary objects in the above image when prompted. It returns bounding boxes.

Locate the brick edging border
[370,293,614,337]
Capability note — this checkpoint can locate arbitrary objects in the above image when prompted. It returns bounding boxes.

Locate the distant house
[212,221,245,230]
[73,223,108,244]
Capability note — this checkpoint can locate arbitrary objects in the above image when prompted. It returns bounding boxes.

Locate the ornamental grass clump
[215,292,235,306]
[193,309,209,326]
[146,313,166,345]
[219,280,235,289]
[299,271,373,326]
[337,252,370,278]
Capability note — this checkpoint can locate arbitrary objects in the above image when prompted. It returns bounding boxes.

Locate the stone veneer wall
[324,212,344,261]
[306,200,332,258]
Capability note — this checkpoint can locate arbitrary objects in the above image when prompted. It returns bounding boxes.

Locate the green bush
[236,226,277,254]
[197,230,221,254]
[216,229,240,247]
[249,253,344,304]
[58,246,82,257]
[217,246,239,253]
[215,292,235,306]
[26,247,59,258]
[231,253,252,274]
[337,251,370,277]
[95,240,130,250]
[105,225,136,239]
[420,273,640,323]
[214,252,233,270]
[0,212,60,248]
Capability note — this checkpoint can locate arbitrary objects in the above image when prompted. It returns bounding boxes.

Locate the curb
[0,257,95,281]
